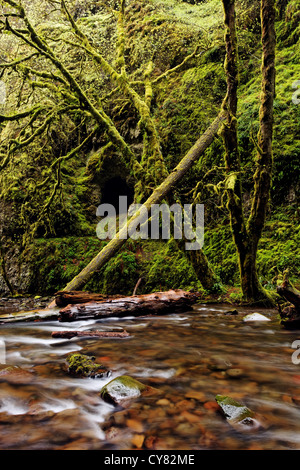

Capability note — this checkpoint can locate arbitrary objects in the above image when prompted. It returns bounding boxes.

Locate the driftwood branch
[51,329,130,339]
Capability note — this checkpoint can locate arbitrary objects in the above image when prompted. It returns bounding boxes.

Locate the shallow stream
[1,303,300,450]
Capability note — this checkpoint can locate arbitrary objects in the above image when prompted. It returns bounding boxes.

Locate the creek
[0,303,300,450]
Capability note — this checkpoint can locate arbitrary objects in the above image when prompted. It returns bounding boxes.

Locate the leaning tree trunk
[62,112,226,293]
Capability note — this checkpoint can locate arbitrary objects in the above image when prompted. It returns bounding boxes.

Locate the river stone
[66,353,110,378]
[226,368,244,378]
[215,395,254,422]
[224,309,239,315]
[243,313,271,322]
[0,364,35,384]
[100,375,156,406]
[215,395,263,432]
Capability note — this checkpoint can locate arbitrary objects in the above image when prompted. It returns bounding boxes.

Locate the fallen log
[58,289,198,322]
[55,291,122,307]
[277,279,300,329]
[51,329,130,339]
[0,308,60,324]
[277,281,300,309]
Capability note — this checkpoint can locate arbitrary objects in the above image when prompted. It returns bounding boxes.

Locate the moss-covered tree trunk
[0,239,16,296]
[221,0,276,305]
[1,0,220,295]
[63,112,226,292]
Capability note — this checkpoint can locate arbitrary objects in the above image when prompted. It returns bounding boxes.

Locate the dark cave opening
[101,176,134,214]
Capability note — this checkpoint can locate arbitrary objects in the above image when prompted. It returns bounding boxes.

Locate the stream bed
[1,303,300,450]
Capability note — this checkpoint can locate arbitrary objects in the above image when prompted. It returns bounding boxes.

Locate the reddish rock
[0,364,35,384]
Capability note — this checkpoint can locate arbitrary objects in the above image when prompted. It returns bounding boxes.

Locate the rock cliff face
[0,0,299,296]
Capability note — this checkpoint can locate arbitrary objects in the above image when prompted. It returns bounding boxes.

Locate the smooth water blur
[1,304,300,450]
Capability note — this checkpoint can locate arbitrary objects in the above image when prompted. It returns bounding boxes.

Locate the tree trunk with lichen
[277,279,300,329]
[0,239,16,296]
[221,0,276,305]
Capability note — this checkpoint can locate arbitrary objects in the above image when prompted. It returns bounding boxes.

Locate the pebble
[126,418,144,433]
[203,401,220,411]
[131,434,145,448]
[156,398,171,406]
[184,390,206,401]
[226,368,244,378]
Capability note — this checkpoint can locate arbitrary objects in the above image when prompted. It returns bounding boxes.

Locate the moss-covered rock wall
[0,0,299,296]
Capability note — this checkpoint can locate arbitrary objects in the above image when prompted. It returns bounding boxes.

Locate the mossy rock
[215,395,254,422]
[100,375,158,406]
[215,394,265,432]
[66,353,110,378]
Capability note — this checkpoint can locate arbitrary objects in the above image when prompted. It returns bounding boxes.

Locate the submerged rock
[243,313,271,322]
[225,368,245,379]
[224,309,239,315]
[66,353,110,378]
[215,395,264,432]
[0,364,35,384]
[100,375,158,406]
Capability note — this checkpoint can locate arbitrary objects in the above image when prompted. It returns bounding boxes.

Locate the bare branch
[152,45,202,84]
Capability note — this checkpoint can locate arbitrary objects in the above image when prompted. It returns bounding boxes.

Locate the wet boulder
[0,364,35,384]
[66,353,110,378]
[215,395,264,432]
[243,313,271,322]
[100,375,158,407]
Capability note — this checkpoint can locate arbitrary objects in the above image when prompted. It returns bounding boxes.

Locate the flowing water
[1,303,300,450]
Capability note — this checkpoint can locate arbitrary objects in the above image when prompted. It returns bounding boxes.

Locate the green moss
[101,251,139,295]
[215,394,255,422]
[66,353,108,378]
[143,239,203,292]
[100,375,148,405]
[204,208,300,290]
[1,0,299,296]
[23,237,107,294]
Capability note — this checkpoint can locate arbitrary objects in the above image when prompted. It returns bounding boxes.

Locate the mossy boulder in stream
[66,353,110,378]
[100,375,159,407]
[215,395,265,432]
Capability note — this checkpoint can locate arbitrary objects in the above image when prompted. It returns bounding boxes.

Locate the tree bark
[277,281,300,309]
[221,0,276,305]
[58,289,198,322]
[277,279,300,329]
[62,112,226,293]
[54,291,123,307]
